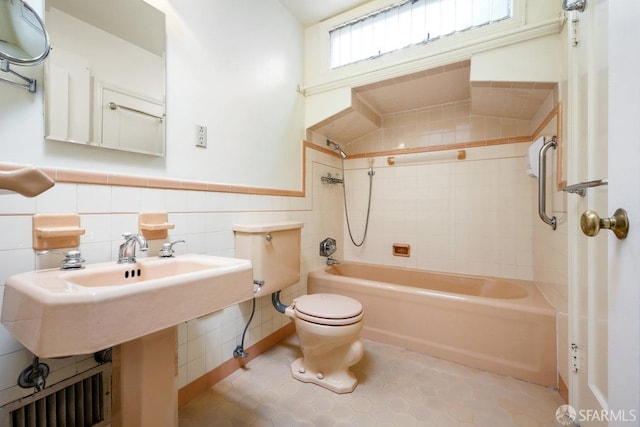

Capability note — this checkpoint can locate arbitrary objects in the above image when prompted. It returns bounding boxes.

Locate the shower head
[326,139,347,159]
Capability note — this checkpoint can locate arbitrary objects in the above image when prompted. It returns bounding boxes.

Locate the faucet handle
[319,237,337,257]
[158,239,186,258]
[38,249,85,270]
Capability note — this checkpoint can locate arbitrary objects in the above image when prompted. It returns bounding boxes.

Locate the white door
[607,0,640,423]
[567,0,609,423]
[568,0,640,425]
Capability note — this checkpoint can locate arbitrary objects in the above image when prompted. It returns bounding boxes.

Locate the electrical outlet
[196,125,207,148]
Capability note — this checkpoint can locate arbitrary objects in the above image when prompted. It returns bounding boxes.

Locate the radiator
[0,364,111,427]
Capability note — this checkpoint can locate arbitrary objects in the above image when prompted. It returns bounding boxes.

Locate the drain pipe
[94,348,112,364]
[18,357,49,391]
[272,291,288,314]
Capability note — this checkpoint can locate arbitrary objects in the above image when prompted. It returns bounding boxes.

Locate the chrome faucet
[320,238,341,265]
[37,250,85,270]
[326,257,341,266]
[158,239,185,258]
[118,232,148,264]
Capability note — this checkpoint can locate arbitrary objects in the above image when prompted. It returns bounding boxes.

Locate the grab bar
[538,136,557,230]
[108,102,164,123]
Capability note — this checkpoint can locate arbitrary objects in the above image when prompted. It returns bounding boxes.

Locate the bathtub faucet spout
[326,257,341,266]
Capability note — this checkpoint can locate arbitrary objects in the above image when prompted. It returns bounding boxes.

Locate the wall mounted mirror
[0,0,51,92]
[44,0,166,156]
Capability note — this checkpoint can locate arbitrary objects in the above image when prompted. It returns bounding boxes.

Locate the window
[329,0,513,68]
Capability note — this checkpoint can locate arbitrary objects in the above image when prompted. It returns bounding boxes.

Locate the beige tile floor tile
[179,336,564,426]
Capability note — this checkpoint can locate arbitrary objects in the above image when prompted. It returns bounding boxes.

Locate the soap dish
[33,214,85,250]
[139,212,175,240]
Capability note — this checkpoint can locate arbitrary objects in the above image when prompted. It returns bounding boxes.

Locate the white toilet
[233,221,364,394]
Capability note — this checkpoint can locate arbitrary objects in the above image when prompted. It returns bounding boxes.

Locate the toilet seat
[293,293,363,326]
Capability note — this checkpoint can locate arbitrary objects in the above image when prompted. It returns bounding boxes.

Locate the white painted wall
[0,0,305,190]
[470,35,563,83]
[154,0,304,189]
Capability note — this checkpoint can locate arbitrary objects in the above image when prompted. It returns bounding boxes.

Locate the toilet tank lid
[232,221,304,233]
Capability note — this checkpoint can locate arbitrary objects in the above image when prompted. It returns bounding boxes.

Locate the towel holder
[108,102,164,123]
[538,136,557,230]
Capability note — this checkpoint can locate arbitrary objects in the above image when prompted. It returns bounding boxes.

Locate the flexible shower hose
[341,157,374,247]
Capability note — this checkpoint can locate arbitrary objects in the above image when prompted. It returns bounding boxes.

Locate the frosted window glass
[425,0,442,40]
[440,0,456,36]
[329,0,512,68]
[373,13,386,56]
[397,2,413,48]
[361,20,374,59]
[410,1,426,44]
[351,20,363,62]
[456,0,473,31]
[339,26,351,67]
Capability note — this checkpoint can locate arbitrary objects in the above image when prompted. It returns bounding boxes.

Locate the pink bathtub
[307,262,557,387]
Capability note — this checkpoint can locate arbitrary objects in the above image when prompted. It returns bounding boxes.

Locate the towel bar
[108,102,164,122]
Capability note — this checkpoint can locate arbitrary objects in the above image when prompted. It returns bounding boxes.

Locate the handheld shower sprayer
[326,139,347,159]
[325,139,374,248]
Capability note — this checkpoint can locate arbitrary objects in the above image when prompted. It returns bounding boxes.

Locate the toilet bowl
[285,293,364,394]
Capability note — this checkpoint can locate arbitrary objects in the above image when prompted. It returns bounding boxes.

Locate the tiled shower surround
[346,99,532,155]
[0,119,563,409]
[339,142,536,279]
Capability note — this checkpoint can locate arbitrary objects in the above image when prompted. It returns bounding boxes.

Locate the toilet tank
[233,221,303,295]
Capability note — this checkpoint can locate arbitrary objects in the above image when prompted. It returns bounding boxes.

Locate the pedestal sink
[1,254,254,426]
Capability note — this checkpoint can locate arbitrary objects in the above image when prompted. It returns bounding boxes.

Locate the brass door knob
[580,208,629,239]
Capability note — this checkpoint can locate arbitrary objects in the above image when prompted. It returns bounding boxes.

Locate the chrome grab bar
[538,136,557,230]
[108,102,164,123]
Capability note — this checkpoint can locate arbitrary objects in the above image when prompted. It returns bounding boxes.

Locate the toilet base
[290,357,358,394]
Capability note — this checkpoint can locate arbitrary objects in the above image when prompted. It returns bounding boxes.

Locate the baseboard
[178,322,296,407]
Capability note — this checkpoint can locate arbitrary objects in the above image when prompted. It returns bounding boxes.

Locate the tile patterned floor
[179,335,564,426]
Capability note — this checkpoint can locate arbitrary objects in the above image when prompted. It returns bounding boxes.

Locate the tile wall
[344,99,532,155]
[339,143,536,280]
[0,146,344,407]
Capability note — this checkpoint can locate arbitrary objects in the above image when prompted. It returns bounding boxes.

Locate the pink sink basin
[1,254,253,357]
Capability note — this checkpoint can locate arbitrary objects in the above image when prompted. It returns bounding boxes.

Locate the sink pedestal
[119,327,178,427]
